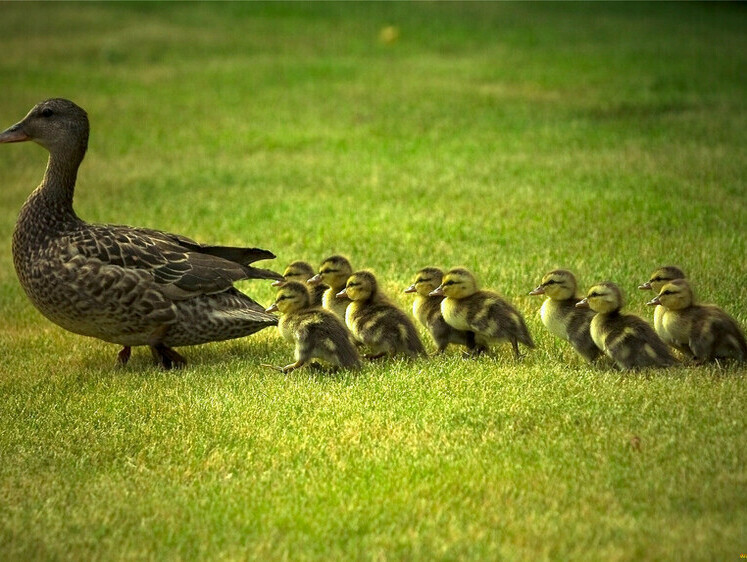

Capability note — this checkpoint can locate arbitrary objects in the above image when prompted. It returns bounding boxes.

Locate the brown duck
[0,98,283,368]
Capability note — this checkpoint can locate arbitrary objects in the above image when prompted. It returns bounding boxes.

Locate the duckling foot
[150,344,186,370]
[116,346,132,367]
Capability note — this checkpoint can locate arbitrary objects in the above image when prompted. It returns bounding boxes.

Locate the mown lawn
[0,2,745,560]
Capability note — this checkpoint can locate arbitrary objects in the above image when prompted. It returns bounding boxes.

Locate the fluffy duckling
[576,282,676,370]
[638,265,687,337]
[265,281,360,372]
[528,269,600,362]
[646,279,746,364]
[338,271,426,359]
[404,267,476,354]
[431,268,534,359]
[308,255,353,321]
[272,260,327,307]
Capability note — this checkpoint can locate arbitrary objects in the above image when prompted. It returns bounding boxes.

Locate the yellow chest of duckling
[323,288,349,320]
[440,297,471,332]
[660,309,692,347]
[540,298,569,340]
[589,314,608,351]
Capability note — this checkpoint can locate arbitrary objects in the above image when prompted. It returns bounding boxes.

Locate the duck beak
[646,296,661,307]
[575,298,590,309]
[429,286,445,297]
[0,122,30,143]
[271,279,286,287]
[638,282,652,291]
[528,285,545,296]
[307,274,322,285]
[265,303,279,313]
[336,288,348,299]
[404,284,417,294]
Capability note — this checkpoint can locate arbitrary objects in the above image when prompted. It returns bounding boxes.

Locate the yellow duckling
[638,265,686,337]
[272,260,327,307]
[528,269,600,362]
[308,255,353,321]
[338,271,426,359]
[576,282,676,370]
[404,267,476,354]
[265,281,360,372]
[646,279,746,364]
[430,267,534,359]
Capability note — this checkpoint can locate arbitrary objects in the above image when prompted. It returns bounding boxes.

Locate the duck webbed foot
[116,346,132,367]
[150,344,187,370]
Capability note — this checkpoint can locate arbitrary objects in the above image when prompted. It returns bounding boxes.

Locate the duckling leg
[116,346,132,366]
[364,352,388,360]
[150,344,187,370]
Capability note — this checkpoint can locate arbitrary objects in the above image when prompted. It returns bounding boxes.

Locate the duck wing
[69,223,282,300]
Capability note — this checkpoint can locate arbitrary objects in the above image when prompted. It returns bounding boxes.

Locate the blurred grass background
[0,2,745,560]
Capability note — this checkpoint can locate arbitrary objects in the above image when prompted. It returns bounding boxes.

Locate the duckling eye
[661,290,673,295]
[443,280,456,287]
[41,108,54,118]
[347,282,359,288]
[544,280,557,286]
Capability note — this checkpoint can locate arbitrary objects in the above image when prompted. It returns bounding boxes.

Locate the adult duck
[0,98,282,368]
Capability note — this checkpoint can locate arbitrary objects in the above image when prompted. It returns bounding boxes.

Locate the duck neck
[27,146,85,225]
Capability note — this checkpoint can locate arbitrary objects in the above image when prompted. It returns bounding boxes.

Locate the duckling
[430,268,534,359]
[576,282,677,370]
[272,260,327,307]
[404,267,475,354]
[265,281,360,372]
[528,269,600,362]
[638,265,686,337]
[338,271,426,359]
[308,255,353,321]
[646,279,746,364]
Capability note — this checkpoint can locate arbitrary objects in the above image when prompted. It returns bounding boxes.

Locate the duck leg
[150,344,187,370]
[117,346,132,366]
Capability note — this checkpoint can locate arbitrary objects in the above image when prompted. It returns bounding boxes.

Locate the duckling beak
[307,274,322,285]
[0,122,30,143]
[429,286,445,297]
[404,284,417,294]
[575,298,590,309]
[336,288,349,299]
[265,303,279,313]
[638,282,652,291]
[271,279,287,287]
[646,296,661,307]
[528,285,545,296]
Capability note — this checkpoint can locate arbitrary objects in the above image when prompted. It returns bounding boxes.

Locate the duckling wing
[70,223,282,299]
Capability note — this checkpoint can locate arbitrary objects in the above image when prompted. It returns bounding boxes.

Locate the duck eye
[544,280,556,286]
[41,108,54,118]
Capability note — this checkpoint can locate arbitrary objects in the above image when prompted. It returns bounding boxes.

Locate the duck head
[272,260,316,288]
[529,269,577,300]
[405,267,444,297]
[0,98,89,156]
[430,267,478,299]
[337,271,377,301]
[646,279,694,310]
[266,281,312,314]
[576,282,623,313]
[638,265,686,292]
[308,255,352,291]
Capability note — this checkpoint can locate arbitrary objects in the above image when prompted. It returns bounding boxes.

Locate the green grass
[1,2,746,560]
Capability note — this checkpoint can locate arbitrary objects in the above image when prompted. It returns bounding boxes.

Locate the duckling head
[272,260,316,287]
[308,255,352,291]
[337,271,377,302]
[266,281,312,314]
[576,282,623,313]
[0,98,89,156]
[405,267,444,297]
[638,265,686,292]
[529,269,577,300]
[646,279,694,310]
[429,267,478,299]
